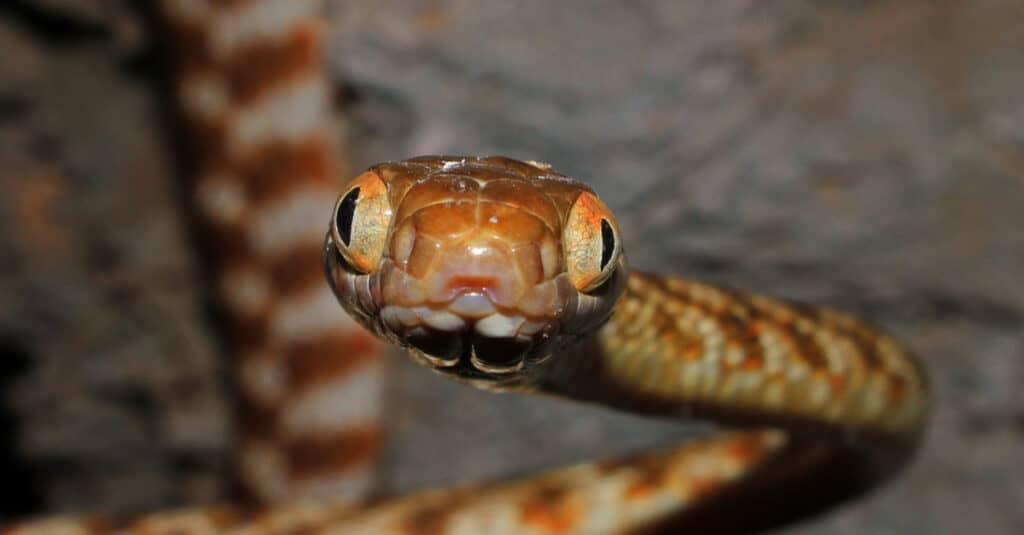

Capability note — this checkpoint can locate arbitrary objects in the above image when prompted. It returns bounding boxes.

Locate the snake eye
[564,191,622,292]
[331,170,393,273]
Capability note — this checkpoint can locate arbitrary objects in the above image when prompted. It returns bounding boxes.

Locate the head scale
[324,156,627,384]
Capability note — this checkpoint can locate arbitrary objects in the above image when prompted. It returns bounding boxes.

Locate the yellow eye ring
[331,170,393,273]
[563,191,621,292]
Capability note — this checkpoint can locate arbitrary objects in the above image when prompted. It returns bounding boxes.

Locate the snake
[4,156,928,535]
[2,2,928,533]
[313,155,928,533]
[156,0,389,504]
[2,159,930,534]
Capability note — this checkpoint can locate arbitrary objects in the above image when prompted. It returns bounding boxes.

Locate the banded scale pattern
[1,12,930,535]
[0,267,926,534]
[157,0,386,504]
[2,432,784,535]
[1,157,929,534]
[566,273,927,436]
[323,155,930,533]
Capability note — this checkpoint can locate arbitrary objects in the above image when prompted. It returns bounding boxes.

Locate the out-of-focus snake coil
[1,152,928,534]
[1,155,926,535]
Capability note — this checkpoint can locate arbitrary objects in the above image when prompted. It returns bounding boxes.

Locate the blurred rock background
[0,0,1021,533]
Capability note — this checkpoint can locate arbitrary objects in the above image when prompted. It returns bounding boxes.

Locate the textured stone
[0,2,228,517]
[0,1,1020,533]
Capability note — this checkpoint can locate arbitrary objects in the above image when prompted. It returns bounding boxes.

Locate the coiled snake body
[6,155,928,534]
[3,3,928,531]
[318,155,928,534]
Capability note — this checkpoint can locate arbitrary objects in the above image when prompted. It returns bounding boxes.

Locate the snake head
[325,156,627,383]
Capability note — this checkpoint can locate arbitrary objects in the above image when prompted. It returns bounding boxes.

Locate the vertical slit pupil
[600,219,615,270]
[336,187,360,246]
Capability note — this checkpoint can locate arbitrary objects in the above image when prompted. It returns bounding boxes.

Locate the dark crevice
[0,93,31,123]
[333,80,363,108]
[0,335,44,518]
[139,4,247,500]
[0,1,110,44]
[118,46,162,79]
[118,4,163,81]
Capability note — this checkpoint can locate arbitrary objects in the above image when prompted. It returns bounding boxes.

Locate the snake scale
[2,1,928,534]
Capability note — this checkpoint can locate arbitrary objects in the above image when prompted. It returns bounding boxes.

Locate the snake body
[315,155,927,533]
[2,4,928,533]
[157,0,387,504]
[3,155,927,535]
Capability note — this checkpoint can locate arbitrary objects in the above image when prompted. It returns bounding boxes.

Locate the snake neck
[529,271,928,446]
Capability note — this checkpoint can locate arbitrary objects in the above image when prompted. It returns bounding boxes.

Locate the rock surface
[0,1,1021,533]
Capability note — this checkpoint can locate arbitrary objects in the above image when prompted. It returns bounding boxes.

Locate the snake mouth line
[381,296,552,374]
[408,328,533,374]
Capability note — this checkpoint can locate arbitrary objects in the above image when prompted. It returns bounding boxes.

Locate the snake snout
[380,287,556,375]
